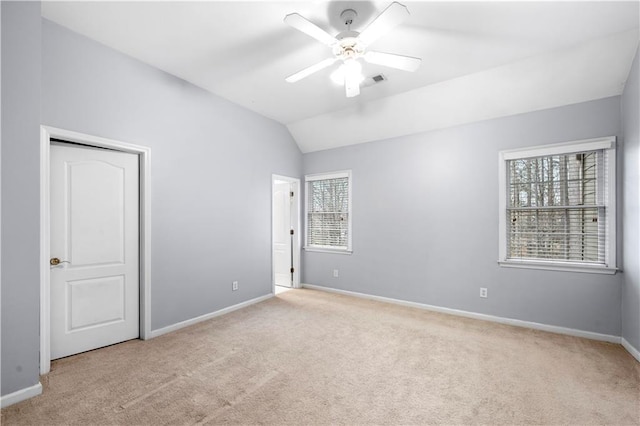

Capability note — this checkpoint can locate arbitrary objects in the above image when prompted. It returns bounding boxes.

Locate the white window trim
[305,170,353,254]
[498,136,617,274]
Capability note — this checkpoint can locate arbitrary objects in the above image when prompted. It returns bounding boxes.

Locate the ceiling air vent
[362,74,387,88]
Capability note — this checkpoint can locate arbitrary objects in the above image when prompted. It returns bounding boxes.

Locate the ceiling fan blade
[358,2,410,46]
[284,13,337,46]
[364,51,421,72]
[344,74,361,98]
[286,58,337,83]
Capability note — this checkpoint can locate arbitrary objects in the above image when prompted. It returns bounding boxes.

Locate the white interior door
[273,181,293,287]
[50,143,139,360]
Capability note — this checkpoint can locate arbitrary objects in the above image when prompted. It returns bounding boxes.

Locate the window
[305,171,352,253]
[498,137,616,274]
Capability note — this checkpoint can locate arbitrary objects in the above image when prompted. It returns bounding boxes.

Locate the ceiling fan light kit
[284,2,422,98]
[330,59,364,84]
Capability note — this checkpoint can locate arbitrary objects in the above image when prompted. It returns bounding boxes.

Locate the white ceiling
[41,1,640,153]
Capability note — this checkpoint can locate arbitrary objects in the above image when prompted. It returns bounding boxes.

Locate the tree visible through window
[499,137,616,273]
[305,171,352,251]
[507,152,602,262]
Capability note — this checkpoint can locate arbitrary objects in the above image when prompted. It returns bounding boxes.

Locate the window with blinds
[499,137,617,273]
[305,171,352,252]
[507,151,605,262]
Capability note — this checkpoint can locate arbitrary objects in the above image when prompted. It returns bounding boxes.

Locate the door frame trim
[39,125,152,374]
[271,174,301,291]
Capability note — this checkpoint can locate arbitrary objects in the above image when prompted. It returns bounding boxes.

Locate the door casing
[271,174,301,292]
[39,125,152,374]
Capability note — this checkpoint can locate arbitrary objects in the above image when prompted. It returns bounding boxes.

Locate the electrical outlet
[480,287,488,298]
[333,269,339,278]
[232,281,239,291]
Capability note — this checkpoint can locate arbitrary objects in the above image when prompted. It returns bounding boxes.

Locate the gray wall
[2,13,302,397]
[1,1,42,396]
[41,19,302,330]
[303,97,624,336]
[622,46,640,352]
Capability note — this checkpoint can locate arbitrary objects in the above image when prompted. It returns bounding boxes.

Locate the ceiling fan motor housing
[334,8,365,60]
[333,34,364,59]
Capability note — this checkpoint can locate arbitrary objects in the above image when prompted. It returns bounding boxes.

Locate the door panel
[50,143,139,360]
[68,161,125,266]
[273,181,292,287]
[67,275,125,331]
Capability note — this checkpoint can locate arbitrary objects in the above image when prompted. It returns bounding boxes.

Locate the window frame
[498,137,617,274]
[304,170,353,254]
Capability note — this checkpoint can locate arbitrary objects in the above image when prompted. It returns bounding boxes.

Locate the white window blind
[498,137,616,273]
[507,151,605,262]
[305,171,352,252]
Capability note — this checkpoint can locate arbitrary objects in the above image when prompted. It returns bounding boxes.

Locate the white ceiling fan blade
[344,74,361,98]
[284,13,337,46]
[286,57,337,83]
[358,2,409,46]
[364,51,421,72]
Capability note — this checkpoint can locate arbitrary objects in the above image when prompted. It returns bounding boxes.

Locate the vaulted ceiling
[41,1,640,153]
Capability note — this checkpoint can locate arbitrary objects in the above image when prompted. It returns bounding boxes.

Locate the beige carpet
[2,288,639,425]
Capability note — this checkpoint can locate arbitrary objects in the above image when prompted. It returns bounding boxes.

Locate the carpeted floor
[2,288,639,425]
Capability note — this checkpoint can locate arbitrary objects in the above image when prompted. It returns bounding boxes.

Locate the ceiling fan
[284,2,421,98]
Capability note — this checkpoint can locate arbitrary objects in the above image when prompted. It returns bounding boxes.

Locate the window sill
[498,259,618,274]
[304,247,353,255]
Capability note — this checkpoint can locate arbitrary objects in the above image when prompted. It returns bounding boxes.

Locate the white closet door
[50,143,139,359]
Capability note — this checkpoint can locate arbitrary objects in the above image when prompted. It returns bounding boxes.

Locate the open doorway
[272,175,300,294]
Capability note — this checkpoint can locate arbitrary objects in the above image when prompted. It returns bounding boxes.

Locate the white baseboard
[0,382,42,408]
[302,284,621,344]
[622,338,640,363]
[150,294,274,338]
